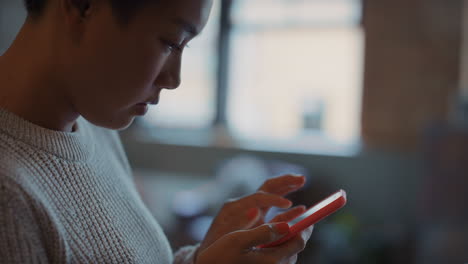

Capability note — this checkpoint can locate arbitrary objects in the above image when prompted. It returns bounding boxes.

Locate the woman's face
[62,0,213,130]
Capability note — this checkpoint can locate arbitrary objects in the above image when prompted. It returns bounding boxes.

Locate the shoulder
[0,170,49,241]
[0,133,41,196]
[0,139,54,215]
[0,164,45,214]
[0,173,68,263]
[0,172,29,202]
[0,145,34,193]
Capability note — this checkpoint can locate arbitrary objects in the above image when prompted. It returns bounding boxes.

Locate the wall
[361,0,463,151]
[0,0,26,54]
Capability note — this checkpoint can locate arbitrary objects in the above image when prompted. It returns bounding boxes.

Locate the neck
[0,18,79,132]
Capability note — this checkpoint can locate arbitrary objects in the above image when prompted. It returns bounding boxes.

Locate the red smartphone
[259,189,347,248]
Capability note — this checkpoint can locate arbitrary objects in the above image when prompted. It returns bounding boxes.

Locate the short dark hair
[23,0,153,24]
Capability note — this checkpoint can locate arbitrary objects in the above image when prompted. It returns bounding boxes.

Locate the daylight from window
[228,0,364,149]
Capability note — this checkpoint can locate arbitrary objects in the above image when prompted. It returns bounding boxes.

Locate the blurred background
[2,0,468,263]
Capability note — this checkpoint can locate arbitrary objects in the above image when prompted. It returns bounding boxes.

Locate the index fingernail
[288,183,304,188]
[291,174,304,178]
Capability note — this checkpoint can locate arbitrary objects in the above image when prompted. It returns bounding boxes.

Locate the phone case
[259,189,347,248]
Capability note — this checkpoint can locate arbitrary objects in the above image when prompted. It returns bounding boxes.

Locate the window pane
[228,0,364,148]
[233,0,361,26]
[143,1,220,129]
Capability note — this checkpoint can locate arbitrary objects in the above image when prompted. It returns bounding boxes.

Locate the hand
[198,175,307,256]
[248,174,307,228]
[196,222,314,264]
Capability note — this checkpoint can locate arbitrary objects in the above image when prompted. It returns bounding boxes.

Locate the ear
[61,0,93,23]
[60,0,94,43]
[72,0,91,18]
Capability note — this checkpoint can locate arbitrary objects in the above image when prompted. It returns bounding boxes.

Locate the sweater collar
[0,108,95,161]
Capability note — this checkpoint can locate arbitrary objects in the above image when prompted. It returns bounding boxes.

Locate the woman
[0,0,314,263]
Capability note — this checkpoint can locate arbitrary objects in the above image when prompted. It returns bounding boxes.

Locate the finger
[286,254,298,264]
[233,222,290,249]
[235,191,292,209]
[230,192,292,231]
[261,231,310,259]
[218,193,287,233]
[299,225,314,242]
[259,174,306,196]
[269,205,307,223]
[250,219,265,229]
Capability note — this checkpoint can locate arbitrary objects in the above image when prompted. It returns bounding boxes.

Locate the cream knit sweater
[0,108,198,264]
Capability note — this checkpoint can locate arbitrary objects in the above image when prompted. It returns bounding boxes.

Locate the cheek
[79,38,167,106]
[110,49,167,106]
[69,16,170,111]
[127,48,167,88]
[109,34,168,90]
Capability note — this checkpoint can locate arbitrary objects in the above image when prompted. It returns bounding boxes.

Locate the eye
[160,39,184,52]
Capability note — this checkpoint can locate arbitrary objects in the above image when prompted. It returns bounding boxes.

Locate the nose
[154,53,182,90]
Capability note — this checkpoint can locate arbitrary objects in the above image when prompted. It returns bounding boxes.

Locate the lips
[139,97,159,105]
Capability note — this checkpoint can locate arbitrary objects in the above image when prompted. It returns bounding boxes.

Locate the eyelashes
[160,39,190,53]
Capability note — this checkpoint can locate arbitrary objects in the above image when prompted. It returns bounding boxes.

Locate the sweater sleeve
[173,243,201,264]
[0,181,50,263]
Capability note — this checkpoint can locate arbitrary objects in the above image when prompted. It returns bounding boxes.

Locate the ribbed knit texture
[0,108,198,264]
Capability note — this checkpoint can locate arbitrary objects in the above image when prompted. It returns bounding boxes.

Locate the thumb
[235,222,290,249]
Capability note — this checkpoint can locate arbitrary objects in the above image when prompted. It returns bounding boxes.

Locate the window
[227,0,364,149]
[142,0,364,153]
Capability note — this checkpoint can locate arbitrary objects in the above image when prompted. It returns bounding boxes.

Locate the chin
[102,117,135,131]
[83,113,136,131]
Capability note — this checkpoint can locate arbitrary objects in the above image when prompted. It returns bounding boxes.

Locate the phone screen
[288,191,344,226]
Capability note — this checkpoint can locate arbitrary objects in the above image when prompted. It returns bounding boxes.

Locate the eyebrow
[173,18,199,37]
